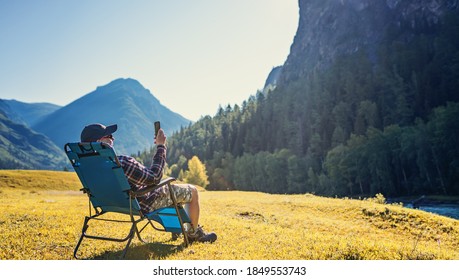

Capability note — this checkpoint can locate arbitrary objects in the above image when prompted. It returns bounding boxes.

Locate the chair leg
[120,224,137,259]
[73,215,140,259]
[168,184,190,247]
[73,217,90,259]
[135,220,153,243]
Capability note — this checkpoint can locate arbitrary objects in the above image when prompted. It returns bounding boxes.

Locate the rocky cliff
[279,0,459,85]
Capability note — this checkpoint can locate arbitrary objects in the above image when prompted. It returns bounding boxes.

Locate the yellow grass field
[1,170,459,260]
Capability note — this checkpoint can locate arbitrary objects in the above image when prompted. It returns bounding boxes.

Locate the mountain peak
[91,78,161,105]
[108,77,142,86]
[32,78,190,155]
[97,77,146,92]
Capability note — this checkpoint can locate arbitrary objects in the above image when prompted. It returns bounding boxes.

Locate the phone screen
[154,121,161,137]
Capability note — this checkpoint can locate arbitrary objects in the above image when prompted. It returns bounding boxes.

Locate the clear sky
[0,0,299,121]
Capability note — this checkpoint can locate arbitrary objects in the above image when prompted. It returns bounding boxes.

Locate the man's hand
[155,128,167,146]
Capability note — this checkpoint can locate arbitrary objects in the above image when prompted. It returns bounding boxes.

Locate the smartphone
[154,121,161,137]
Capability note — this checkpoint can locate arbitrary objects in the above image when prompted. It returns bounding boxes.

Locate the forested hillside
[139,1,459,197]
[0,109,67,170]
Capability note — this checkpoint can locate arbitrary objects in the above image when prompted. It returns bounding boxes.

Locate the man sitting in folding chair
[80,123,217,244]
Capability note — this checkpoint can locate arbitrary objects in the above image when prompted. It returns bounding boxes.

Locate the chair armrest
[129,177,176,197]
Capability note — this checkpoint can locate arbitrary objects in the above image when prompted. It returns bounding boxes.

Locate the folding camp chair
[64,142,190,259]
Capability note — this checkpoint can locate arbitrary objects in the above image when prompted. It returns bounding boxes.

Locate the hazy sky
[0,0,299,121]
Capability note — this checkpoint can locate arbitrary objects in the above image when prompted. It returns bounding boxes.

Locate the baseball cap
[80,123,117,142]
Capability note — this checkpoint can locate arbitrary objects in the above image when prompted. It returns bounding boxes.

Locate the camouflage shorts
[149,183,193,210]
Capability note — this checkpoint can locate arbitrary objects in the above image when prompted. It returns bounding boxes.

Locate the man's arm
[118,145,166,188]
[151,144,167,178]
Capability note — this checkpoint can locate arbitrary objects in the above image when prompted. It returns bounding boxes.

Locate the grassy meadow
[1,170,459,260]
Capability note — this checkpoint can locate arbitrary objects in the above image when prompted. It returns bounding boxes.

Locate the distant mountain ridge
[0,99,61,127]
[32,78,191,155]
[0,108,67,169]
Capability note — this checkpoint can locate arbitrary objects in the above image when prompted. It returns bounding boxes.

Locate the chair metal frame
[65,142,189,259]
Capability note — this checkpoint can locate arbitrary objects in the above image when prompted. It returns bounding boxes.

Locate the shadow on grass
[91,241,187,260]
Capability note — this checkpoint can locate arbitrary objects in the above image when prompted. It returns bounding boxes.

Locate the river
[404,203,459,220]
[387,196,459,220]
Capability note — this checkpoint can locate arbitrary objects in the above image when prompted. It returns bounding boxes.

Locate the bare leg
[181,185,217,243]
[187,185,200,231]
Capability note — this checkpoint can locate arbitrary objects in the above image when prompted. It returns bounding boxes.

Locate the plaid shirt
[118,145,167,213]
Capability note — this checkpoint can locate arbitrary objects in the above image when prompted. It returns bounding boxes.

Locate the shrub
[366,193,386,204]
